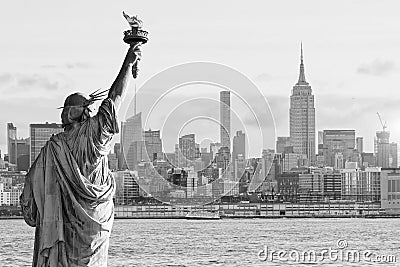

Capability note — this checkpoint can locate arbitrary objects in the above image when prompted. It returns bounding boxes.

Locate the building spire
[297,42,307,84]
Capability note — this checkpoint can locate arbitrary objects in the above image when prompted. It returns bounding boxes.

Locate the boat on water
[185,211,221,220]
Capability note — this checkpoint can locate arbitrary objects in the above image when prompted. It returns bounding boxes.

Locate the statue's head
[60,93,91,128]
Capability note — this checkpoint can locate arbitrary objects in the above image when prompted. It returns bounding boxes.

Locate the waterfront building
[277,172,300,202]
[298,171,323,202]
[0,182,10,205]
[341,167,381,202]
[322,170,342,200]
[186,168,198,198]
[220,91,231,150]
[113,170,140,205]
[380,168,400,213]
[30,122,63,166]
[0,182,22,206]
[289,44,316,166]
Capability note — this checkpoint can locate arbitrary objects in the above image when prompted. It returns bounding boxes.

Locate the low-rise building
[380,168,400,213]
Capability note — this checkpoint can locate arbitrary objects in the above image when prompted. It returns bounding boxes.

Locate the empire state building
[289,44,316,165]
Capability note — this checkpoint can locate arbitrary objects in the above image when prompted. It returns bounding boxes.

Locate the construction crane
[376,112,387,132]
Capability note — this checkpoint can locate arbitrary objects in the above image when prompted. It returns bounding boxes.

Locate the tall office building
[15,138,30,171]
[289,44,316,166]
[322,130,356,168]
[113,143,123,170]
[121,112,143,169]
[375,130,390,168]
[30,122,63,165]
[219,91,231,150]
[356,137,364,153]
[178,134,196,167]
[7,123,30,171]
[144,129,163,162]
[276,136,292,154]
[232,130,245,160]
[390,142,398,168]
[210,142,221,160]
[7,123,17,165]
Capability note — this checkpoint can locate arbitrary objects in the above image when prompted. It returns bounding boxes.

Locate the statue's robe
[20,98,118,267]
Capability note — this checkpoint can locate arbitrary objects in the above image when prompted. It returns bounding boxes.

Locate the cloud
[42,62,92,69]
[0,73,12,84]
[357,59,395,76]
[0,73,72,97]
[16,74,60,91]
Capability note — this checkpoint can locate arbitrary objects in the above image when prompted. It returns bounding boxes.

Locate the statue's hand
[127,42,142,66]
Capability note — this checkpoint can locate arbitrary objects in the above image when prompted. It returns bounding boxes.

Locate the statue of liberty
[20,12,145,267]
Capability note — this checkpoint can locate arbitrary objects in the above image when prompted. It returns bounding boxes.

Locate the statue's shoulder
[49,132,67,148]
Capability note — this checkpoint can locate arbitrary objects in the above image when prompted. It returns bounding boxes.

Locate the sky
[0,1,400,158]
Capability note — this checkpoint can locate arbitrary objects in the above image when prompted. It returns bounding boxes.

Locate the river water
[0,218,399,266]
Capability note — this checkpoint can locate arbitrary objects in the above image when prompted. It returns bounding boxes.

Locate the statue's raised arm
[108,43,142,111]
[108,11,148,111]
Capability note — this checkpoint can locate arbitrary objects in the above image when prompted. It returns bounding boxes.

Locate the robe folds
[21,98,118,267]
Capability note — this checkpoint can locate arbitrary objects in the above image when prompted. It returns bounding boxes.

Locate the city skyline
[2,3,400,266]
[1,1,400,157]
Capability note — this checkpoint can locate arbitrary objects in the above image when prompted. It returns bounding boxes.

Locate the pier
[114,202,396,219]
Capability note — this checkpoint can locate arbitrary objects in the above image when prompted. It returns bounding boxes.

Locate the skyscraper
[389,142,398,168]
[375,130,390,168]
[220,91,231,150]
[30,122,63,166]
[178,134,196,167]
[7,123,30,170]
[7,123,17,165]
[121,112,144,170]
[232,130,245,160]
[356,137,364,153]
[276,136,292,154]
[289,44,316,165]
[322,130,356,168]
[144,129,163,162]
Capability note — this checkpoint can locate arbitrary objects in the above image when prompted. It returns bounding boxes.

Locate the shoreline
[2,214,400,220]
